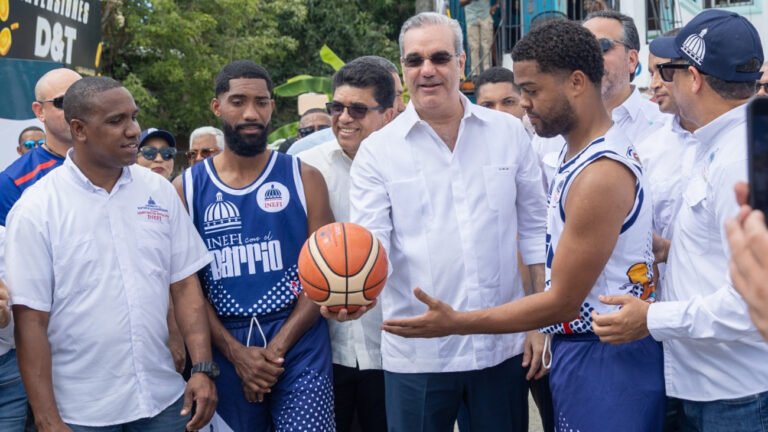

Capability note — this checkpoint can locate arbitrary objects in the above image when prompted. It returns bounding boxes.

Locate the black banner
[1,0,102,75]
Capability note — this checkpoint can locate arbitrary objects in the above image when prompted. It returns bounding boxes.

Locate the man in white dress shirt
[592,10,768,431]
[349,12,547,431]
[6,77,217,431]
[531,10,666,188]
[300,57,396,432]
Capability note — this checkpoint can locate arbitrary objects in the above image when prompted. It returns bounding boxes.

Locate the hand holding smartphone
[748,97,768,218]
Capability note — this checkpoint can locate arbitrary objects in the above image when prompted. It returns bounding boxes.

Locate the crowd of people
[0,6,767,432]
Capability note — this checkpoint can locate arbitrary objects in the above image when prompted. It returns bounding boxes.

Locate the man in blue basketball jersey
[174,60,335,431]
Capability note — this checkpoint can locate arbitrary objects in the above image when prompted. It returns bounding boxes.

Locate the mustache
[236,122,266,132]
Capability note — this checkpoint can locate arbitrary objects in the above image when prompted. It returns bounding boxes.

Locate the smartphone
[748,97,768,215]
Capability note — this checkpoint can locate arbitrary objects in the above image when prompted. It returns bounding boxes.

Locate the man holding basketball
[175,60,336,431]
[300,57,396,432]
[377,19,666,431]
[349,12,547,431]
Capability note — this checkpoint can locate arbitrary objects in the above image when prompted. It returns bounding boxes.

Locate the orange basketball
[298,222,388,312]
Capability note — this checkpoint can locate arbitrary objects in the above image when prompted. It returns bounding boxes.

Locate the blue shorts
[549,333,665,432]
[209,310,334,432]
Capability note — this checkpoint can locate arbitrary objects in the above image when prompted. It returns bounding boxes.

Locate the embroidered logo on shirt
[256,182,290,213]
[203,192,243,234]
[137,197,169,222]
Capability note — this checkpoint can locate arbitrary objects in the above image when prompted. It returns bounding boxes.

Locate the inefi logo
[682,28,707,66]
[137,196,170,222]
[257,182,291,213]
[203,192,242,234]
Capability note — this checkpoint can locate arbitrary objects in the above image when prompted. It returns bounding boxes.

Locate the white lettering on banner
[34,16,77,64]
[208,240,283,281]
[25,0,91,24]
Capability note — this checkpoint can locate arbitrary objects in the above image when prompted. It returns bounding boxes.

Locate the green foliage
[100,0,412,148]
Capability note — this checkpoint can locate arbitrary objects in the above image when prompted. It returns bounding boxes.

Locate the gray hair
[398,12,464,57]
[189,126,224,150]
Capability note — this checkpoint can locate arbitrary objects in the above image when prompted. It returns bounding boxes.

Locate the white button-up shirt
[647,105,768,401]
[300,139,384,370]
[637,115,698,239]
[531,87,668,188]
[5,155,211,426]
[350,96,547,373]
[0,225,11,357]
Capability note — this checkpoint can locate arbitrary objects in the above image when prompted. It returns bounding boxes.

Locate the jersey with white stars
[183,151,309,318]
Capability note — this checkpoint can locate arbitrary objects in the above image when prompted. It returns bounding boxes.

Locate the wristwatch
[191,361,220,380]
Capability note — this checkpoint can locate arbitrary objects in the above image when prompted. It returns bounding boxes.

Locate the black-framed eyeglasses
[139,146,177,161]
[186,148,219,160]
[326,102,385,120]
[597,38,630,54]
[38,96,64,109]
[402,51,458,68]
[757,82,768,93]
[22,139,45,149]
[657,62,692,82]
[298,124,330,138]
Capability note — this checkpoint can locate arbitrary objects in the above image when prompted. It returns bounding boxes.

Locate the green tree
[101,0,307,143]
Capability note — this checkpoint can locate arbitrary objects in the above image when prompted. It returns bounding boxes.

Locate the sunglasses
[186,148,219,160]
[656,62,692,82]
[326,102,385,120]
[402,51,457,68]
[23,139,45,149]
[757,82,768,93]
[298,124,330,138]
[597,38,629,54]
[139,146,177,161]
[38,96,64,109]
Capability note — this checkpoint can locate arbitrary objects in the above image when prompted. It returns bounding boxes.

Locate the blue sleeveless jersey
[183,151,308,318]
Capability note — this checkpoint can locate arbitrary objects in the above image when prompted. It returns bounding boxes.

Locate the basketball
[298,222,388,312]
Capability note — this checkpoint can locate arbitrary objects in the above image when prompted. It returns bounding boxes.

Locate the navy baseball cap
[139,128,176,148]
[649,9,763,82]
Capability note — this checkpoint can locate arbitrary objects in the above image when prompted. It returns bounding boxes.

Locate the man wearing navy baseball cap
[137,128,177,180]
[592,9,768,431]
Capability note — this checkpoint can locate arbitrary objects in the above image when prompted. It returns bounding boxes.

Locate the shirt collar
[693,104,746,149]
[63,148,134,193]
[327,139,353,164]
[399,92,492,136]
[670,115,695,138]
[611,86,644,123]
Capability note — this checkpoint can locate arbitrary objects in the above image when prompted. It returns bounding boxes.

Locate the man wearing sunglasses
[591,10,768,431]
[288,56,405,157]
[349,12,547,432]
[137,128,177,180]
[300,58,396,432]
[0,68,80,430]
[187,126,224,167]
[16,126,45,156]
[176,60,335,432]
[278,109,332,154]
[531,10,666,189]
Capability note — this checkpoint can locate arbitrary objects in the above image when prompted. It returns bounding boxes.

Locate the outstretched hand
[381,288,460,338]
[592,295,650,344]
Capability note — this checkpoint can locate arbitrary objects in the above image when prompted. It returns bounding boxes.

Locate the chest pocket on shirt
[386,177,432,237]
[682,174,712,255]
[483,166,517,214]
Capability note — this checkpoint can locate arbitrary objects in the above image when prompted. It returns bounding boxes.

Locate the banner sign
[1,0,102,75]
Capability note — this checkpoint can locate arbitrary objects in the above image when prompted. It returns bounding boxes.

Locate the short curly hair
[512,20,604,85]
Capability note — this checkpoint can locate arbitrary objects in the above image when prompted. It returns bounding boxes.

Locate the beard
[530,98,577,138]
[222,121,269,157]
